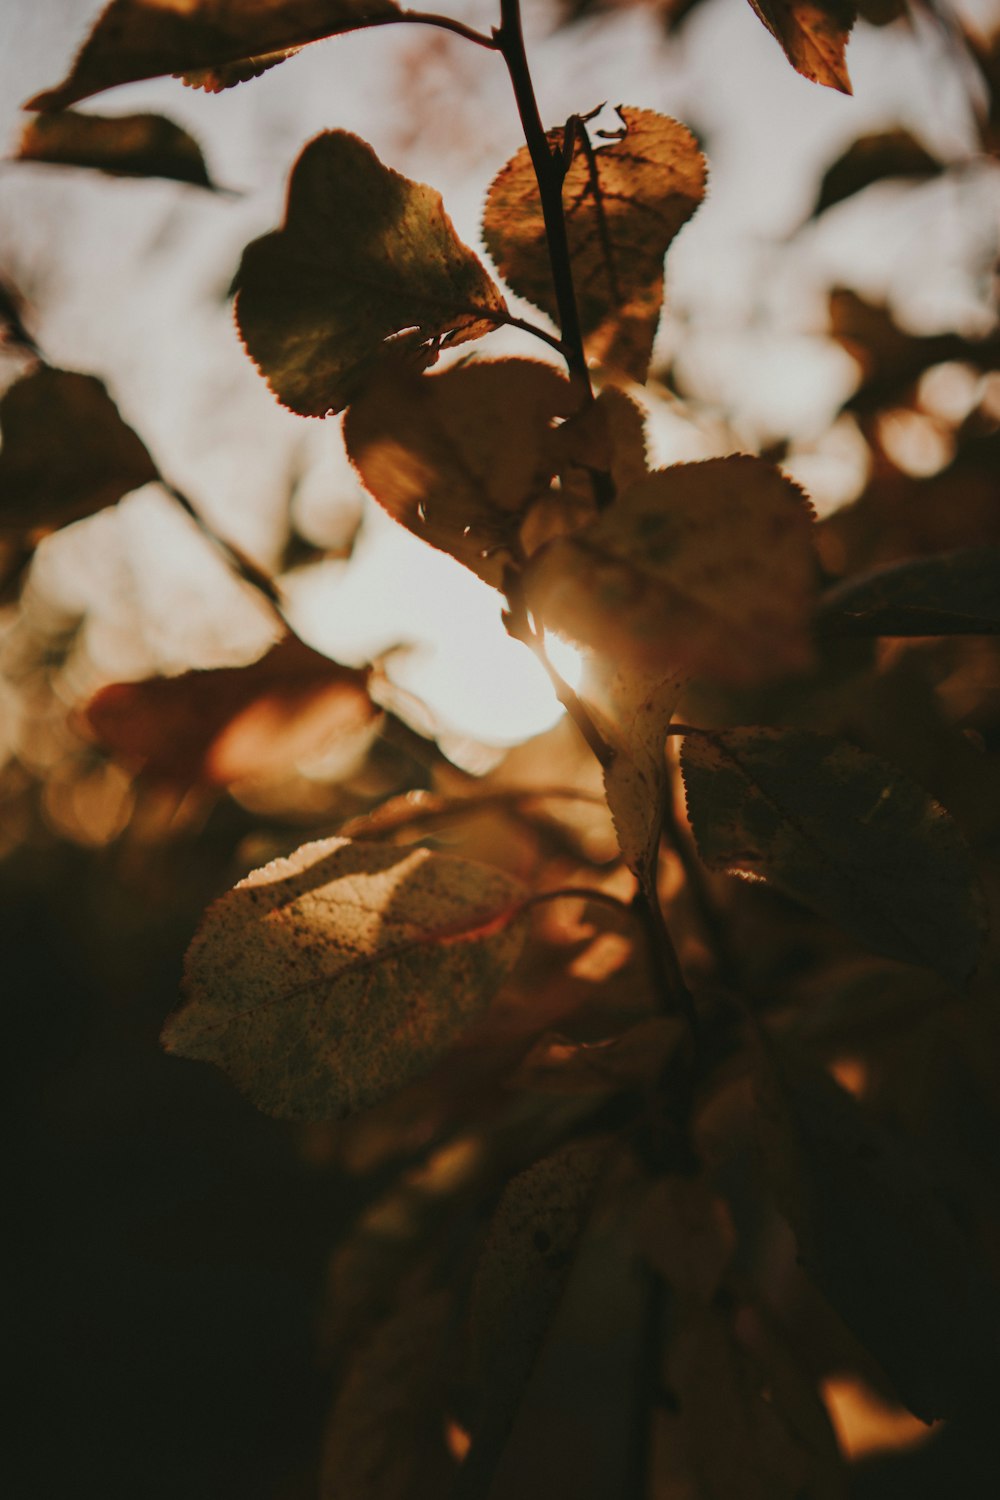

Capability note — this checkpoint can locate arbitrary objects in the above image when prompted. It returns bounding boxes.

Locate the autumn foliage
[4,0,1000,1496]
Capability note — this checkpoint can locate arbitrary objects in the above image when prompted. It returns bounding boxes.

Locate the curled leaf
[0,366,158,535]
[681,726,986,983]
[86,636,376,788]
[234,131,506,416]
[26,0,401,112]
[15,110,219,188]
[747,0,856,93]
[483,107,705,382]
[526,456,817,686]
[344,357,579,586]
[163,837,529,1118]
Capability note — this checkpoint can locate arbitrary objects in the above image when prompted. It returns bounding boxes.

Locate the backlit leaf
[521,385,650,557]
[747,0,856,93]
[15,110,218,188]
[810,128,943,217]
[819,549,1000,636]
[344,358,578,586]
[526,456,817,686]
[86,635,376,788]
[25,0,401,112]
[585,662,683,892]
[755,1046,1000,1421]
[163,837,529,1118]
[234,131,507,416]
[681,726,985,983]
[0,366,158,534]
[483,107,705,382]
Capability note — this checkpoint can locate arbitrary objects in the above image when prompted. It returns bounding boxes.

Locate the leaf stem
[494,0,592,392]
[393,10,499,50]
[492,309,571,360]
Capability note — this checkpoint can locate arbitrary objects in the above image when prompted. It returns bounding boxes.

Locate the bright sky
[0,0,996,751]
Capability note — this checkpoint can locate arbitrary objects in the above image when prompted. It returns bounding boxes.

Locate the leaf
[25,0,401,112]
[461,1142,608,1496]
[681,726,986,983]
[233,131,506,417]
[181,48,304,94]
[638,1179,845,1500]
[321,1287,458,1500]
[819,549,1000,636]
[0,366,158,534]
[526,456,817,686]
[754,1046,1000,1421]
[344,358,579,586]
[163,837,529,1119]
[747,0,856,93]
[85,635,377,788]
[14,110,219,188]
[520,385,650,558]
[586,663,683,892]
[810,129,943,217]
[483,107,705,382]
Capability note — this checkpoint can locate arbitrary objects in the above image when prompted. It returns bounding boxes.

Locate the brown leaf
[344,358,579,586]
[747,0,856,93]
[163,837,529,1118]
[754,1046,1000,1420]
[86,635,376,789]
[526,455,817,686]
[584,661,683,891]
[681,726,986,984]
[321,1288,458,1500]
[0,366,158,535]
[483,107,705,382]
[521,384,650,554]
[810,129,943,217]
[234,131,507,417]
[15,110,219,188]
[25,0,401,112]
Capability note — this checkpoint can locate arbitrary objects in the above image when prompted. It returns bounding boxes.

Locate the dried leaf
[182,48,303,94]
[483,107,705,382]
[475,1206,646,1500]
[321,1288,457,1500]
[819,548,1000,636]
[586,662,683,891]
[526,456,817,686]
[86,636,376,788]
[163,837,529,1118]
[638,1178,846,1499]
[755,1046,1000,1421]
[344,358,578,586]
[810,129,943,217]
[0,366,158,534]
[14,109,220,188]
[681,726,986,983]
[234,131,506,416]
[747,0,856,93]
[463,1142,607,1491]
[25,0,400,112]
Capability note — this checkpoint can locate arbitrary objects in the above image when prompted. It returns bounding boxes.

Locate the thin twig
[494,0,592,392]
[163,484,286,620]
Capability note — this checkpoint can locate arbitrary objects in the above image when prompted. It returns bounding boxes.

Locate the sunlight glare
[543,631,585,690]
